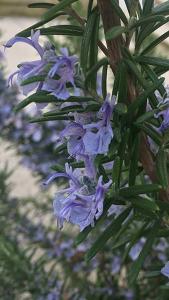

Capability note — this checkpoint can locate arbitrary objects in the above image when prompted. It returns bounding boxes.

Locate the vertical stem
[66,7,108,56]
[98,0,169,201]
[97,0,135,101]
[97,0,123,73]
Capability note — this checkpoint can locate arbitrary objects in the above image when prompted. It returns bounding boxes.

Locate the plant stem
[97,0,169,202]
[97,0,123,73]
[66,6,108,56]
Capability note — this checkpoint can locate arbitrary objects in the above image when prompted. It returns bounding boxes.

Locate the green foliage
[80,7,99,74]
[21,25,84,37]
[42,0,78,20]
[110,0,128,25]
[85,207,132,261]
[106,26,127,41]
[0,168,54,299]
[128,220,160,285]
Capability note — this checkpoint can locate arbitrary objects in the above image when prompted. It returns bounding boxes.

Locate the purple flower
[79,154,96,178]
[60,113,96,178]
[153,238,168,262]
[155,87,169,133]
[61,121,86,156]
[46,291,60,300]
[5,30,44,56]
[5,33,78,100]
[60,95,114,177]
[61,95,114,157]
[129,238,146,261]
[111,256,121,275]
[83,94,114,155]
[161,261,169,278]
[123,290,134,300]
[5,30,48,95]
[42,48,78,99]
[159,108,169,133]
[45,163,112,231]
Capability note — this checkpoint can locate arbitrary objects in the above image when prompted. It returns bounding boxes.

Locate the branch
[97,0,169,202]
[66,6,108,56]
[97,0,123,73]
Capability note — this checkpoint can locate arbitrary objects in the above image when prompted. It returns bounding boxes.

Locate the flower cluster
[6,31,114,231]
[0,164,135,300]
[44,163,112,231]
[44,92,115,230]
[60,94,114,178]
[5,30,78,102]
[2,150,169,299]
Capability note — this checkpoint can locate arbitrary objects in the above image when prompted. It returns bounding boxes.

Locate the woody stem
[97,0,169,202]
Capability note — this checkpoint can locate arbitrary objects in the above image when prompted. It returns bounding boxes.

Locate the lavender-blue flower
[5,32,78,101]
[44,163,112,231]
